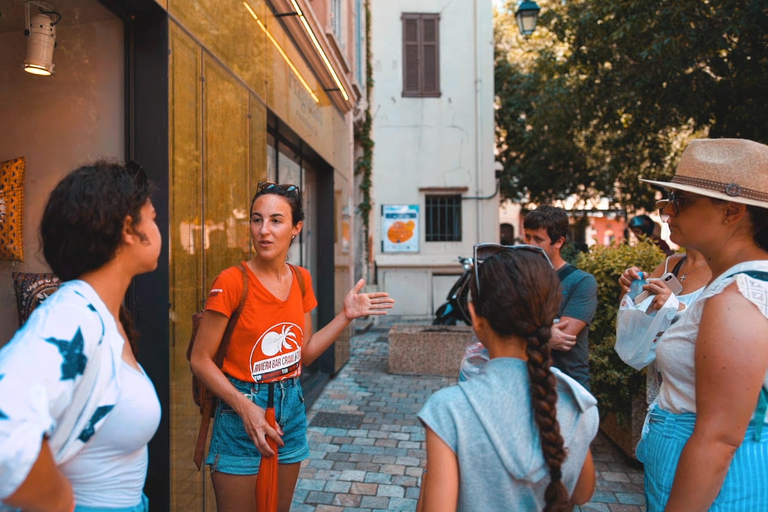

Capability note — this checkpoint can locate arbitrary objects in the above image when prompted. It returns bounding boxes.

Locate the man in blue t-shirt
[524,206,598,390]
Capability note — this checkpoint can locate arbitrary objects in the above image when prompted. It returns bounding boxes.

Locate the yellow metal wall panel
[168,22,205,512]
[249,95,268,216]
[168,0,268,101]
[203,52,251,290]
[167,0,348,169]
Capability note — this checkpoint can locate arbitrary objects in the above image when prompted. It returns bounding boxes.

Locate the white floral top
[656,260,768,416]
[0,280,124,500]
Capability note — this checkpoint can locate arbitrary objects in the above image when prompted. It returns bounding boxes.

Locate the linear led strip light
[243,1,320,103]
[288,0,350,102]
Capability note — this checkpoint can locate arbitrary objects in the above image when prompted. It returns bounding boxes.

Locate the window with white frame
[331,0,345,51]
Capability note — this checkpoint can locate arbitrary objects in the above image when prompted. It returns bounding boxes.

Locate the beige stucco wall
[370,0,498,318]
[0,18,124,344]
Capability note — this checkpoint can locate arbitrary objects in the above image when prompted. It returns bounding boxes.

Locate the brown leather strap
[213,264,249,367]
[288,263,306,297]
[193,400,214,470]
[193,264,249,470]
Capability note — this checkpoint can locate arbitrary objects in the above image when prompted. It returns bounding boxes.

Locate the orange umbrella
[256,382,279,512]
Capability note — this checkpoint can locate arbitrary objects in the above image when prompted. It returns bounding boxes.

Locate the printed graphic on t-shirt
[250,322,303,381]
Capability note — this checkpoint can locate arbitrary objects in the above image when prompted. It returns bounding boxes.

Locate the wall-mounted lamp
[24,1,61,76]
[243,1,320,103]
[286,0,349,102]
[515,0,540,37]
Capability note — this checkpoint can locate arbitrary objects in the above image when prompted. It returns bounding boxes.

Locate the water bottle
[459,338,490,382]
[627,271,647,301]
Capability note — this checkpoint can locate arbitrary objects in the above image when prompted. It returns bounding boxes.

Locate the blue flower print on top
[78,405,114,443]
[45,328,87,381]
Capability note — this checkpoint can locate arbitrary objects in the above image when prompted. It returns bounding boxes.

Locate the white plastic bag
[615,292,679,370]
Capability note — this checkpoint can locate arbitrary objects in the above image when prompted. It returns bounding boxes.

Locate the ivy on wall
[355,0,374,263]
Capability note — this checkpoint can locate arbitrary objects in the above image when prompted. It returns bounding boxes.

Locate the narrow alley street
[291,326,646,512]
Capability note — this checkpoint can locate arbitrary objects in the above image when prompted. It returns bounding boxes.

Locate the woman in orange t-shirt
[190,182,394,512]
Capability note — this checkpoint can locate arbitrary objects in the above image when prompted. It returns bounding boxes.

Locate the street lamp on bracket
[515,0,541,37]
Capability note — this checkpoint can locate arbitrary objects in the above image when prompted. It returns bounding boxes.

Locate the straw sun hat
[641,138,768,209]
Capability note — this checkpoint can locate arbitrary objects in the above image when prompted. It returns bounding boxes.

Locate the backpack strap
[193,264,248,469]
[557,264,578,282]
[288,263,307,298]
[212,263,249,367]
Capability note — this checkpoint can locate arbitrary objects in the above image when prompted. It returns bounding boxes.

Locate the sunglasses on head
[473,243,554,297]
[257,181,301,201]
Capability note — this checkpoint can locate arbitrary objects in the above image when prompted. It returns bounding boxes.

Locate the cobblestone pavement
[291,327,646,512]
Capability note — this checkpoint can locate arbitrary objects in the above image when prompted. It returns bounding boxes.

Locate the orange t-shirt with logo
[205,262,318,383]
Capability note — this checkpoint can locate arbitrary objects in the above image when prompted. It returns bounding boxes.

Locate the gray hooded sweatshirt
[418,357,599,511]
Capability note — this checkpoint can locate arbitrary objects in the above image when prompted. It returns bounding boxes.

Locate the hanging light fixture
[515,0,540,37]
[23,1,61,76]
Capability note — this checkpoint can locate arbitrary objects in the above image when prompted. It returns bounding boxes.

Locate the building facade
[367,0,497,320]
[0,0,366,509]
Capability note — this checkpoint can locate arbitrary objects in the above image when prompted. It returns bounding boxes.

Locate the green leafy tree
[495,0,768,210]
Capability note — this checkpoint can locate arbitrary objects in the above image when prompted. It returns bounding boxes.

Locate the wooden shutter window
[403,16,420,94]
[402,13,440,98]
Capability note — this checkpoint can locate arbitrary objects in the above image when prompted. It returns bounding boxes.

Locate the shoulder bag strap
[212,264,249,367]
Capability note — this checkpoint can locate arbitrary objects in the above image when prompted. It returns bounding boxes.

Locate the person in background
[417,245,598,511]
[637,138,768,510]
[628,214,675,256]
[0,161,161,512]
[190,182,394,512]
[618,248,711,404]
[524,206,598,391]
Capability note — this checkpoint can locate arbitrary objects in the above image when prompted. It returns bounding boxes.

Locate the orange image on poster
[387,220,415,244]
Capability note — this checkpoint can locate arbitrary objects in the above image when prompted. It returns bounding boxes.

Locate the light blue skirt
[639,407,768,511]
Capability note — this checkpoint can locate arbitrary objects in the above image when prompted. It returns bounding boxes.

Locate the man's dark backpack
[186,263,306,470]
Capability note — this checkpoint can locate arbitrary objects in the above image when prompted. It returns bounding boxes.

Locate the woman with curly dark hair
[417,244,599,512]
[0,161,161,512]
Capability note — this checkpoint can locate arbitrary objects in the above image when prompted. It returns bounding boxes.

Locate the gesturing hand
[343,279,396,321]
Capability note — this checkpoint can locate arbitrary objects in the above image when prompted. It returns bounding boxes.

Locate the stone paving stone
[325,480,353,493]
[376,484,405,498]
[359,496,390,508]
[305,491,335,505]
[332,494,362,507]
[290,327,648,512]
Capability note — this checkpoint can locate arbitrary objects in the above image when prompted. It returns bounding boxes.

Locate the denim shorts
[206,375,310,475]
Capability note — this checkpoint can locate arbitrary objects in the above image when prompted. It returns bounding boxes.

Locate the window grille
[426,195,462,242]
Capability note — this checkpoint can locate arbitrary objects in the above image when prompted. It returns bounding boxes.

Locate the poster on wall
[382,205,419,253]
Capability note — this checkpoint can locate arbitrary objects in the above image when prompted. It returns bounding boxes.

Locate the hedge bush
[574,240,666,422]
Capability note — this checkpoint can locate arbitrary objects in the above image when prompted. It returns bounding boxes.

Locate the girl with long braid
[417,245,599,511]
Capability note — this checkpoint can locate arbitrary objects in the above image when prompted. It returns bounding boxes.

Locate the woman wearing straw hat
[637,138,768,511]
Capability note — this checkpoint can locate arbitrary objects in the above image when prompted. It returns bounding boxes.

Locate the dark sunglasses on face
[656,190,695,217]
[257,181,301,200]
[473,243,554,297]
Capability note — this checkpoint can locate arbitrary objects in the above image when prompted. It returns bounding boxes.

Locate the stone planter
[388,324,473,378]
[599,392,647,462]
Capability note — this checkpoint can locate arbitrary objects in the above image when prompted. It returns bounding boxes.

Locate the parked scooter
[433,256,473,325]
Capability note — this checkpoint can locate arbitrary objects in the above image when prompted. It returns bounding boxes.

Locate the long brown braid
[470,250,569,511]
